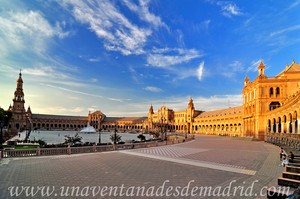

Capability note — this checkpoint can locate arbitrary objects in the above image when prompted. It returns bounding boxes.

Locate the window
[269,101,280,111]
[276,87,280,97]
[270,88,274,97]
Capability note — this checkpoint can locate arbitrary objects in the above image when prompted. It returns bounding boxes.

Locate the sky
[0,0,300,117]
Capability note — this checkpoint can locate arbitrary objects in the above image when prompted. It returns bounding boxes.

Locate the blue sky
[0,0,300,116]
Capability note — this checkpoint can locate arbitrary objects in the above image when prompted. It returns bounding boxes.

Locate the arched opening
[278,117,282,133]
[268,119,271,133]
[270,87,274,97]
[294,111,298,134]
[273,118,276,133]
[269,101,281,111]
[283,115,287,133]
[289,113,293,133]
[276,87,280,97]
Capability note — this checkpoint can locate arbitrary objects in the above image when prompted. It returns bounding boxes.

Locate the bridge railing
[0,136,194,158]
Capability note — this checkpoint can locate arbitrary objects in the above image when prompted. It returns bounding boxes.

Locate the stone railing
[265,132,300,149]
[0,137,193,158]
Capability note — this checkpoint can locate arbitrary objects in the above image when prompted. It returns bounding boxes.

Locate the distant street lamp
[114,127,117,144]
[0,115,7,149]
[0,120,4,149]
[98,128,102,144]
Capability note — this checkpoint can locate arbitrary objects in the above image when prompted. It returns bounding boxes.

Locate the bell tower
[10,70,27,134]
[186,97,195,133]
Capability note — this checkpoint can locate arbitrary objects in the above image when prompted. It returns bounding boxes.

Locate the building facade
[6,59,300,143]
[146,60,300,142]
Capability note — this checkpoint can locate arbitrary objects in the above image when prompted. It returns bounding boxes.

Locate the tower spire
[258,60,265,76]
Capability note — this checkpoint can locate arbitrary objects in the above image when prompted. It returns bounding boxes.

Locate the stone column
[297,119,300,134]
[287,123,290,134]
[281,123,284,133]
[276,123,279,133]
[292,121,296,134]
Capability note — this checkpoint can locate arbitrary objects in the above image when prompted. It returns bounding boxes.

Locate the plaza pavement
[0,135,285,199]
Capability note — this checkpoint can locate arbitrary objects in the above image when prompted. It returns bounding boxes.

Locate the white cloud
[196,62,204,80]
[216,2,242,18]
[147,48,202,68]
[144,86,162,92]
[122,0,166,28]
[0,10,69,56]
[169,61,205,81]
[60,0,160,55]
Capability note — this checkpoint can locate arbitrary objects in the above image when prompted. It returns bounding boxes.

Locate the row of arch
[192,123,242,135]
[268,111,299,134]
[32,122,86,130]
[101,124,143,130]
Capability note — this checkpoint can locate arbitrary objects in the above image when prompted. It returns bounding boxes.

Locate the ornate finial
[19,69,22,77]
[258,60,265,69]
[292,59,295,64]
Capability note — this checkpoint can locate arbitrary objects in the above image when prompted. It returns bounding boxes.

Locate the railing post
[93,144,96,152]
[0,149,3,159]
[67,145,71,155]
[36,147,41,156]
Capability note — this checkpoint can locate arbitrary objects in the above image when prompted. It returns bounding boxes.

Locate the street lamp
[0,120,4,149]
[114,127,117,144]
[0,115,7,149]
[98,128,102,144]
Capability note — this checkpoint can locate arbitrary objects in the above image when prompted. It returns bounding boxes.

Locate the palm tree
[110,134,122,144]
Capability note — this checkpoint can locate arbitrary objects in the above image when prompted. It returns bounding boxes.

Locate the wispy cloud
[217,2,242,17]
[221,61,244,78]
[206,1,242,18]
[42,83,104,99]
[173,61,205,81]
[34,106,85,115]
[141,94,242,113]
[197,62,204,80]
[0,10,68,56]
[147,48,202,68]
[246,59,261,73]
[22,66,70,79]
[122,0,166,28]
[270,25,300,37]
[42,83,125,102]
[60,0,164,55]
[144,86,162,92]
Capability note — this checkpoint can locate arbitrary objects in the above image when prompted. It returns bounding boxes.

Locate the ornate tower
[258,60,266,77]
[186,97,195,133]
[148,104,154,121]
[10,71,28,134]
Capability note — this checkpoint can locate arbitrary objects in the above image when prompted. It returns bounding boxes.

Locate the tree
[149,131,160,139]
[0,108,12,127]
[110,134,122,144]
[137,134,146,141]
[64,133,82,145]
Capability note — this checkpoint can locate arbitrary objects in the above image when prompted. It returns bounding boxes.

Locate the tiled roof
[104,117,147,122]
[32,114,87,120]
[196,106,243,118]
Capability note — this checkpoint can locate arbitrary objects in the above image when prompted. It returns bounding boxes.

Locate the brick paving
[0,135,285,199]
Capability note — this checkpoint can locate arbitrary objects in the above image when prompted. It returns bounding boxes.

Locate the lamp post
[0,120,4,149]
[98,128,102,144]
[0,115,7,149]
[114,127,117,144]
